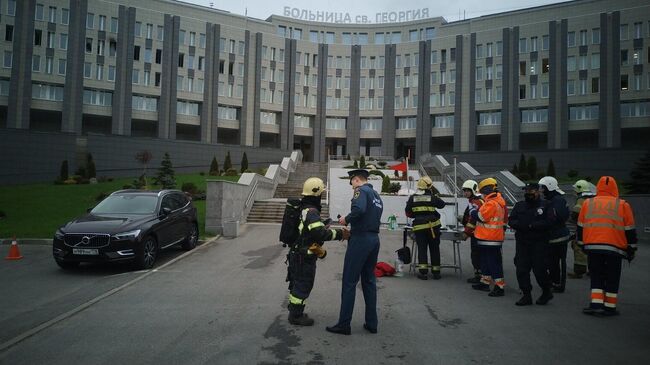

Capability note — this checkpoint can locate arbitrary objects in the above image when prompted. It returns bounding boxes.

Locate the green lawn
[0,174,240,239]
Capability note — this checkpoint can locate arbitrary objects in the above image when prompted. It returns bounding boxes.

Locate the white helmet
[538,176,565,195]
[461,180,479,195]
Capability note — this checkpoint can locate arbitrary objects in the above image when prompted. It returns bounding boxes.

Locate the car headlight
[112,229,141,241]
[54,228,65,240]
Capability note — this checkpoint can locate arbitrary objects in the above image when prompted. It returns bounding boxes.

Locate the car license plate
[73,248,99,255]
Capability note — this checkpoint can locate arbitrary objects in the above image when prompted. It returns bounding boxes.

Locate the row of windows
[279,27,436,45]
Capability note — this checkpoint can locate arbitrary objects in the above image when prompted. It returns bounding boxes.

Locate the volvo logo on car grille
[79,236,90,245]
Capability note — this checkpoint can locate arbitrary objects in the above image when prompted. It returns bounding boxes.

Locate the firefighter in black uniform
[287,177,349,326]
[405,176,446,280]
[508,183,554,306]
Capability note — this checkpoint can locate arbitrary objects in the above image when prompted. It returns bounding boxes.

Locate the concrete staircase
[247,162,330,224]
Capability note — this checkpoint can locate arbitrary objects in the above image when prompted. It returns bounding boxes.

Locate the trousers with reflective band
[578,197,635,251]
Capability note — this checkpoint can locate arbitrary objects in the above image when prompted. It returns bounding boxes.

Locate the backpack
[279,198,302,247]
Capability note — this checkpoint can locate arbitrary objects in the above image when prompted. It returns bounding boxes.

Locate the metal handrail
[244,179,259,210]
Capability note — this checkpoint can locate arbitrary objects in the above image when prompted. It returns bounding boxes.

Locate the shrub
[240,152,249,173]
[86,154,96,179]
[567,169,579,179]
[225,168,238,176]
[527,156,537,180]
[359,155,366,168]
[518,154,527,175]
[353,159,359,168]
[97,176,110,183]
[60,160,69,181]
[181,182,199,195]
[377,161,388,168]
[511,163,518,175]
[624,149,650,194]
[381,175,391,193]
[388,182,401,194]
[546,159,556,177]
[64,179,77,185]
[154,152,176,189]
[209,156,219,176]
[223,151,233,172]
[199,171,205,176]
[369,170,386,178]
[95,192,109,202]
[132,174,146,189]
[75,166,87,179]
[53,179,64,185]
[71,175,84,184]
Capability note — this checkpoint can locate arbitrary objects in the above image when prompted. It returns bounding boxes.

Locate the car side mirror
[160,207,172,216]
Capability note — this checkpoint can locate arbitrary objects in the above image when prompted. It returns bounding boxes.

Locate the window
[476,66,483,81]
[309,31,318,43]
[109,41,117,57]
[486,88,493,103]
[86,13,94,29]
[342,33,352,45]
[633,49,642,65]
[34,30,42,46]
[375,33,385,45]
[592,77,599,93]
[83,62,92,78]
[580,30,588,46]
[5,25,13,42]
[634,22,642,39]
[46,31,55,48]
[31,83,63,101]
[519,38,527,53]
[476,44,484,58]
[567,56,576,72]
[530,83,537,99]
[475,89,482,103]
[433,115,454,128]
[132,69,140,84]
[155,49,162,64]
[521,109,548,123]
[591,53,600,69]
[541,82,549,98]
[478,111,501,126]
[111,17,118,33]
[97,40,105,56]
[391,32,401,44]
[449,92,455,106]
[177,53,183,67]
[134,45,141,61]
[61,8,69,25]
[108,65,115,81]
[431,50,437,64]
[176,76,183,91]
[145,48,152,63]
[496,64,503,80]
[592,28,600,44]
[326,118,346,130]
[133,22,141,38]
[542,35,549,50]
[398,117,416,130]
[58,58,66,75]
[99,15,106,31]
[132,95,158,112]
[579,79,587,95]
[486,43,493,57]
[218,106,237,120]
[48,6,57,23]
[450,48,455,63]
[530,37,538,52]
[325,32,334,44]
[620,24,628,40]
[7,0,16,16]
[567,80,575,95]
[157,26,164,41]
[543,58,549,73]
[621,101,650,117]
[520,61,527,76]
[486,66,493,80]
[147,24,154,40]
[633,74,642,91]
[496,41,503,56]
[35,4,44,21]
[621,50,628,66]
[496,86,502,101]
[177,101,200,116]
[361,119,382,130]
[85,37,92,53]
[83,89,112,106]
[32,55,41,72]
[96,64,103,80]
[292,28,302,40]
[569,105,599,121]
[425,27,435,40]
[519,85,526,99]
[567,31,576,47]
[155,72,161,87]
[579,55,587,70]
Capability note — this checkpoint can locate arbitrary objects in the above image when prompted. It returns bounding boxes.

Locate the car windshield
[91,195,158,214]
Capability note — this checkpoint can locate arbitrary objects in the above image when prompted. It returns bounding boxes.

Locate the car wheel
[55,259,80,270]
[182,222,199,250]
[136,235,158,270]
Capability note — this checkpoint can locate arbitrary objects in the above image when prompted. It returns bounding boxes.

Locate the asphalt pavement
[1,225,649,364]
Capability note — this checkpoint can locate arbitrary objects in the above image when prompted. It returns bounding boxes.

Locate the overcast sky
[182,0,568,22]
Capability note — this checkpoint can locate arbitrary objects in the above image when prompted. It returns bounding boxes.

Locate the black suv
[53,189,198,270]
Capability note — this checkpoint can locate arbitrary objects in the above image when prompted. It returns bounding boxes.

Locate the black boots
[467,271,481,284]
[516,292,533,306]
[552,283,565,293]
[472,282,490,292]
[417,271,428,280]
[326,324,351,335]
[488,286,505,297]
[536,289,554,305]
[288,304,314,326]
[432,271,441,280]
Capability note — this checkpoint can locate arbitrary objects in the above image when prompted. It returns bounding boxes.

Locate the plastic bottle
[394,258,404,277]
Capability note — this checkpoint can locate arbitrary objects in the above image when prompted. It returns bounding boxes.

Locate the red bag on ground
[374,262,396,277]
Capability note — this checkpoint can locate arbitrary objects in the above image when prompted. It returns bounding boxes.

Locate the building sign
[283,7,430,24]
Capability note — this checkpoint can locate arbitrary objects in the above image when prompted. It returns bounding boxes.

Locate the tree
[60,160,69,180]
[240,152,249,173]
[86,153,96,179]
[624,150,650,194]
[381,175,391,193]
[518,153,527,177]
[359,155,366,168]
[511,163,518,175]
[135,150,153,187]
[353,159,359,168]
[154,152,176,189]
[224,151,232,172]
[209,156,220,176]
[527,156,537,180]
[546,158,556,177]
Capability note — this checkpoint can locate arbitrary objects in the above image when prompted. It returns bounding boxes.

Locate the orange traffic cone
[5,236,23,260]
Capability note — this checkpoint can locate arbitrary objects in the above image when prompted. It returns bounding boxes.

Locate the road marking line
[0,236,220,353]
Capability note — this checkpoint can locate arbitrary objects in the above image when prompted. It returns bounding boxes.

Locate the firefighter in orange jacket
[470,178,508,297]
[578,176,637,316]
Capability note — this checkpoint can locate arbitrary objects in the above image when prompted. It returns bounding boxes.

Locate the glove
[308,243,327,259]
[341,228,351,241]
[461,232,469,241]
[626,246,637,262]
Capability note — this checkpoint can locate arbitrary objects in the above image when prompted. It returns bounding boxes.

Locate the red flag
[389,161,407,172]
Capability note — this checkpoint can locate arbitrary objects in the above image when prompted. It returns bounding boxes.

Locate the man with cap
[327,169,383,335]
[567,180,596,279]
[539,176,571,293]
[508,183,554,306]
[405,176,446,280]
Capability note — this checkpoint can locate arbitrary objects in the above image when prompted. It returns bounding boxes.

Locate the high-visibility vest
[578,196,635,255]
[475,192,506,245]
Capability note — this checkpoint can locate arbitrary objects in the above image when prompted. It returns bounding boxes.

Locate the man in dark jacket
[287,177,349,326]
[509,183,554,306]
[405,176,447,280]
[539,176,571,293]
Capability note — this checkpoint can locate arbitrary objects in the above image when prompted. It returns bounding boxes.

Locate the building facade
[1,0,649,162]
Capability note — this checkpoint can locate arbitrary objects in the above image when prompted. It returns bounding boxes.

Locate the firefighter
[567,180,595,278]
[405,176,446,280]
[287,177,350,326]
[460,180,484,284]
[328,169,383,335]
[578,176,637,317]
[470,178,508,297]
[508,183,554,306]
[538,176,571,293]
